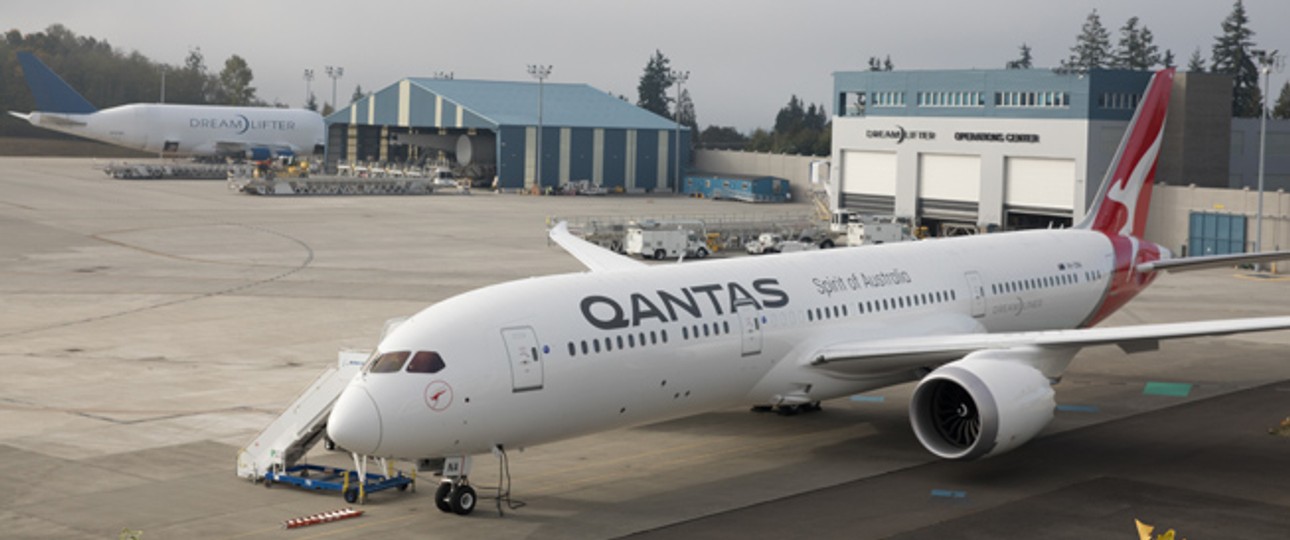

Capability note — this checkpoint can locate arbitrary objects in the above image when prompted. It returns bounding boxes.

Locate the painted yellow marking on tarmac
[1233,272,1290,282]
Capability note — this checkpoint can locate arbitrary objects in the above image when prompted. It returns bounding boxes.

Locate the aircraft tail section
[16,52,98,114]
[1076,68,1174,238]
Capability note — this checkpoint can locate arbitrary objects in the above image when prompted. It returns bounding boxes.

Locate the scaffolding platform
[100,161,230,180]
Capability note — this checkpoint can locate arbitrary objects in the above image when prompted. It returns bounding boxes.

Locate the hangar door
[1005,157,1076,213]
[918,154,980,220]
[841,150,896,214]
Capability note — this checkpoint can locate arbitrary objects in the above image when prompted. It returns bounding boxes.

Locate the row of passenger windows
[365,350,447,374]
[992,273,1079,295]
[568,329,667,357]
[807,289,958,323]
[566,319,738,358]
[1084,269,1106,282]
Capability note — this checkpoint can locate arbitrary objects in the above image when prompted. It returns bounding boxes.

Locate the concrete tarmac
[1,157,1287,539]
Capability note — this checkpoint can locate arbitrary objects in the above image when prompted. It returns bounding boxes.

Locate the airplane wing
[549,221,646,272]
[808,316,1290,375]
[1137,250,1290,273]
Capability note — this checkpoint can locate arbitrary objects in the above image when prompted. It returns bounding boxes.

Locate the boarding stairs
[236,350,369,480]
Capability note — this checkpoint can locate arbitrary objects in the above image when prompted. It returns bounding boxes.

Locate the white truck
[625,223,710,260]
[845,215,913,246]
[744,233,818,255]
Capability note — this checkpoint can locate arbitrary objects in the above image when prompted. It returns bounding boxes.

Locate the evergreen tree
[350,84,365,104]
[1112,17,1161,70]
[1163,49,1176,69]
[321,102,335,117]
[1211,0,1261,117]
[1273,82,1290,120]
[674,87,698,137]
[636,50,673,117]
[215,54,256,105]
[1062,9,1112,71]
[306,92,318,112]
[699,126,748,150]
[1006,43,1033,69]
[1187,47,1207,71]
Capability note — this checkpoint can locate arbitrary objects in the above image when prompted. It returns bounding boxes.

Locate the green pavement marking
[1143,381,1193,397]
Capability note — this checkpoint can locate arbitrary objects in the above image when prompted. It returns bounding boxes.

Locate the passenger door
[964,271,986,318]
[735,301,763,356]
[501,326,543,392]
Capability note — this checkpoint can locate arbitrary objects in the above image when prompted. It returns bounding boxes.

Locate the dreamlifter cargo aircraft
[8,52,324,159]
[327,68,1290,515]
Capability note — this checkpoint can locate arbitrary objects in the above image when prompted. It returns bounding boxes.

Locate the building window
[871,91,905,108]
[1099,92,1141,110]
[917,91,984,108]
[996,91,1069,108]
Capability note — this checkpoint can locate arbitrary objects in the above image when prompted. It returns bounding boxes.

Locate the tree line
[1010,1,1286,119]
[674,0,1288,157]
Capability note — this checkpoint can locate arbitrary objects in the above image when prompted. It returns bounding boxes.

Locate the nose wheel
[435,479,476,515]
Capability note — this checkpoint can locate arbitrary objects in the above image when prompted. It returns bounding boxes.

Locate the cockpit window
[407,351,446,374]
[369,351,411,373]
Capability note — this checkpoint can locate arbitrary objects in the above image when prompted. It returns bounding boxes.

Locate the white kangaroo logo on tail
[1103,123,1165,238]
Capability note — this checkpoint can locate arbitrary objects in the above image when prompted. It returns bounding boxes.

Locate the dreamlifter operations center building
[829,69,1232,233]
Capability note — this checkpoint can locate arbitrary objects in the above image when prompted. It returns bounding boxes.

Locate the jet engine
[909,354,1055,460]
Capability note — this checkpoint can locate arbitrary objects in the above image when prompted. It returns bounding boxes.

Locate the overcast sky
[7,0,1290,132]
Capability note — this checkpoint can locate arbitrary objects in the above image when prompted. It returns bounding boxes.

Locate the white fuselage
[24,104,324,156]
[331,228,1121,460]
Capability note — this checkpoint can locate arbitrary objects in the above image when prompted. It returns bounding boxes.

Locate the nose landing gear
[435,479,476,515]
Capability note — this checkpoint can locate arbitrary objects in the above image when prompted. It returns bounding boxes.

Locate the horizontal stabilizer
[1136,250,1290,273]
[17,52,98,114]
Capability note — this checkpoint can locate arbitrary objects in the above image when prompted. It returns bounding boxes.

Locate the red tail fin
[1078,68,1174,238]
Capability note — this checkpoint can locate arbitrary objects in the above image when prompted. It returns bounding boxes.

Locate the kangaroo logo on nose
[425,381,453,412]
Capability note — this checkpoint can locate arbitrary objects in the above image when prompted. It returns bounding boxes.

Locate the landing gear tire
[323,436,336,451]
[434,482,454,513]
[450,485,477,516]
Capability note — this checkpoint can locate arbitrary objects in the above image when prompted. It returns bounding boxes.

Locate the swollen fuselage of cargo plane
[325,68,1290,515]
[11,52,323,158]
[17,104,324,157]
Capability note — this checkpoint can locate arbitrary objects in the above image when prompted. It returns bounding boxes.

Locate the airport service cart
[263,462,415,504]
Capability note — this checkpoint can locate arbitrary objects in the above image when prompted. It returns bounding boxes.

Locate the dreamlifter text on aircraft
[8,52,324,159]
[325,68,1290,516]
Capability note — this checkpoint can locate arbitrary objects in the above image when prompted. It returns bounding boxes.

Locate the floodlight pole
[1254,50,1281,264]
[671,69,689,193]
[325,66,344,111]
[303,69,314,108]
[528,64,552,190]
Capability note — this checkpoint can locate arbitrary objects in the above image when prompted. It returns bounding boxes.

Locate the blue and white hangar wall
[829,69,1157,229]
[326,78,690,191]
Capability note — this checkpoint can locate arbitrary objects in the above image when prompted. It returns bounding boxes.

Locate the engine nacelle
[909,355,1055,460]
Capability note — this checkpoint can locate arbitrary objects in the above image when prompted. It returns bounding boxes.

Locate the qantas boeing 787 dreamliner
[327,68,1290,515]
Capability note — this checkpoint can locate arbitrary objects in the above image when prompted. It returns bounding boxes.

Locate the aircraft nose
[327,386,382,455]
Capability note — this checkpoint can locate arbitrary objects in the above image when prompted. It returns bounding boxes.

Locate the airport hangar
[324,78,691,191]
[827,68,1270,234]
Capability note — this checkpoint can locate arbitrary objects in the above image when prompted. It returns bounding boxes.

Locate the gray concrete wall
[1157,72,1231,189]
[1147,184,1290,261]
[693,149,825,200]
